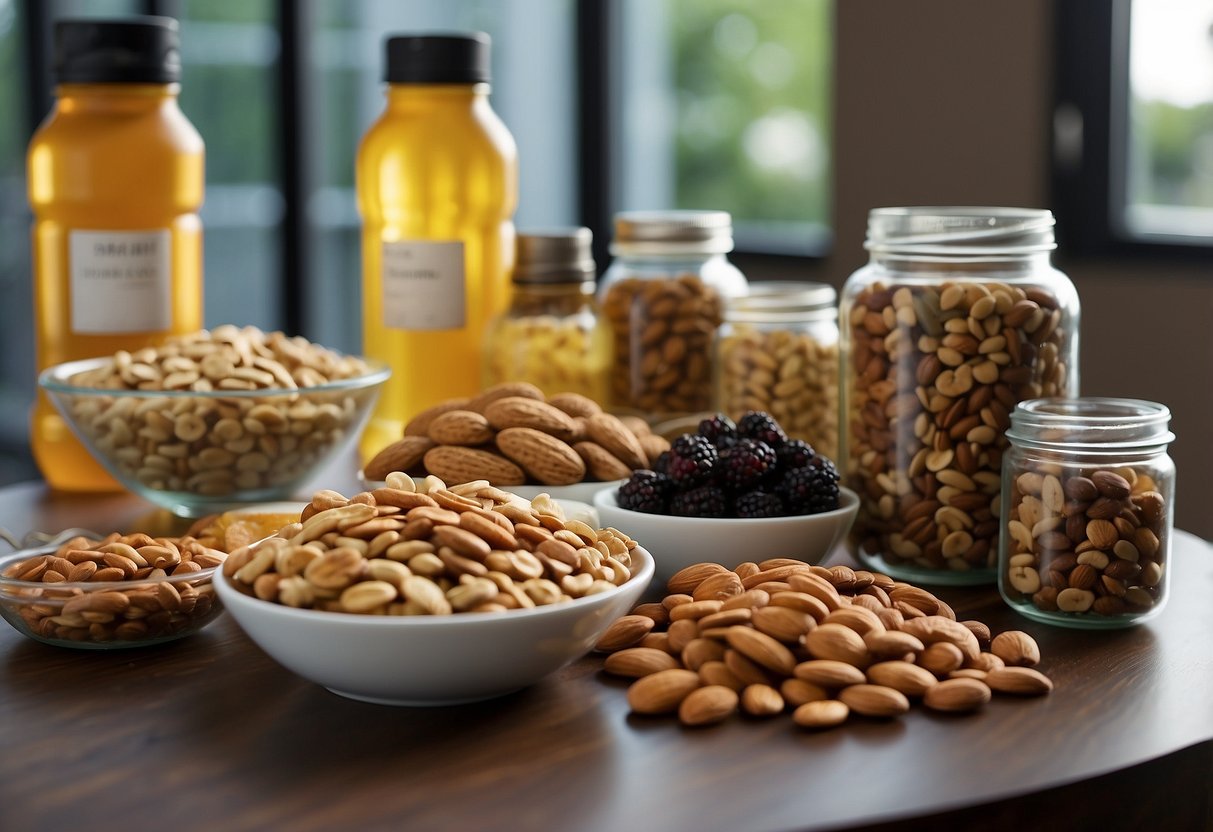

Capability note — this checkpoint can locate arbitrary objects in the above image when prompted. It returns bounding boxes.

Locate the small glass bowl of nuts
[39,326,390,517]
[0,533,227,649]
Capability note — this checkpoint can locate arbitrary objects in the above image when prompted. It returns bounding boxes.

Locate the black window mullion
[576,0,615,276]
[22,0,53,136]
[276,0,308,337]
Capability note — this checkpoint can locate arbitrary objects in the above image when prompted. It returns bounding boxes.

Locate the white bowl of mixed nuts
[39,326,390,517]
[214,477,654,705]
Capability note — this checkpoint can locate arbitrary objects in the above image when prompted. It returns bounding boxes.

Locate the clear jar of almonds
[599,211,748,421]
[841,208,1080,584]
[483,229,611,401]
[999,398,1174,628]
[716,282,839,461]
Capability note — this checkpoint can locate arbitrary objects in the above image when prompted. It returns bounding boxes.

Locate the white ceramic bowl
[359,473,623,506]
[214,547,654,706]
[593,486,859,588]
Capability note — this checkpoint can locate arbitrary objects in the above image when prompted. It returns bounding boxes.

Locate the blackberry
[737,411,788,448]
[779,457,841,515]
[652,450,671,476]
[777,439,817,471]
[666,434,718,487]
[734,490,786,518]
[670,485,728,518]
[719,438,777,492]
[698,414,739,450]
[617,470,673,514]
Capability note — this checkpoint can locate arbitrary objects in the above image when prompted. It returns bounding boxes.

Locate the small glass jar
[599,211,748,420]
[483,228,611,401]
[841,207,1080,585]
[716,282,840,462]
[999,398,1175,629]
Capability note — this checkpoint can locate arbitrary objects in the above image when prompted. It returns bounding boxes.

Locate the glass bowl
[39,356,390,517]
[0,545,224,649]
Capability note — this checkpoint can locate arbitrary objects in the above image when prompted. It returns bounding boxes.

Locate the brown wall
[743,0,1213,538]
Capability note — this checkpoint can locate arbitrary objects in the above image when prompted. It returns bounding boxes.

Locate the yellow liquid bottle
[357,33,517,460]
[28,17,204,491]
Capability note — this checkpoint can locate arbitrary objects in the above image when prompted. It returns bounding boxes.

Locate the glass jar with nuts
[999,398,1174,628]
[483,229,612,401]
[599,211,748,421]
[716,282,840,462]
[840,208,1080,584]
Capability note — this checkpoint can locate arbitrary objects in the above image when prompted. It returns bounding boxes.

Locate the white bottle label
[69,229,172,334]
[382,240,466,331]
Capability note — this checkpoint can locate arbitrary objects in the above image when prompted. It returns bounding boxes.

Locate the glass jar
[841,207,1080,585]
[999,398,1174,628]
[599,211,748,421]
[716,282,840,462]
[483,228,611,401]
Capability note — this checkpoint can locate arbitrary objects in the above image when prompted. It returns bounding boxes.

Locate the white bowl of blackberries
[593,412,859,582]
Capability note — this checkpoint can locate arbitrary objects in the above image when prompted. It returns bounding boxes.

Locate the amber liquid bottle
[357,33,517,461]
[28,17,204,491]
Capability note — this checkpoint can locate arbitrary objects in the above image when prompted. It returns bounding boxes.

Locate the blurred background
[0,0,1209,535]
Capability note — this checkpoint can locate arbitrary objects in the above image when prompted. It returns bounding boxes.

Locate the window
[1054,0,1213,252]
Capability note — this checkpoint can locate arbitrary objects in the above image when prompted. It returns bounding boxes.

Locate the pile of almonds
[223,473,640,614]
[594,560,1052,728]
[2,533,226,645]
[365,383,669,487]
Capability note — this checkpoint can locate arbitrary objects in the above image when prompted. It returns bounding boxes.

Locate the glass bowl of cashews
[213,475,654,705]
[39,326,390,517]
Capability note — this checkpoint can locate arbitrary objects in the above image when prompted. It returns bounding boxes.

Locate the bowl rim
[215,545,654,627]
[38,355,391,399]
[593,484,860,522]
[0,543,218,598]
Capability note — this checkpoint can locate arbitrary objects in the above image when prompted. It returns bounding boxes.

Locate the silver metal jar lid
[865,207,1057,256]
[610,210,734,256]
[514,228,596,284]
[728,281,837,322]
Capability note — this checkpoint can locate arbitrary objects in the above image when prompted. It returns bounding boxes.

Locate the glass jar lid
[727,281,837,323]
[514,228,595,284]
[611,210,734,256]
[1007,397,1175,452]
[865,207,1056,256]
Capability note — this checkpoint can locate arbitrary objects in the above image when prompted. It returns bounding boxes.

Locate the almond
[863,630,925,660]
[740,684,785,717]
[603,647,680,678]
[823,606,884,636]
[585,413,648,470]
[627,668,701,714]
[923,677,992,712]
[484,396,578,439]
[959,619,991,646]
[724,648,778,687]
[888,584,941,615]
[919,642,964,675]
[639,433,671,467]
[768,591,830,621]
[467,382,544,414]
[985,666,1054,696]
[699,660,745,691]
[1085,518,1119,550]
[594,614,655,652]
[426,410,496,446]
[678,685,739,726]
[681,637,727,670]
[1092,469,1132,499]
[793,659,867,689]
[691,571,745,602]
[805,623,870,667]
[725,625,797,675]
[629,602,669,627]
[668,599,724,622]
[495,427,586,486]
[751,606,816,643]
[364,436,435,480]
[792,699,849,729]
[898,616,981,662]
[403,398,471,437]
[697,608,754,630]
[866,661,938,696]
[573,441,635,481]
[547,392,602,419]
[838,684,909,717]
[667,562,730,595]
[422,446,525,487]
[990,630,1041,667]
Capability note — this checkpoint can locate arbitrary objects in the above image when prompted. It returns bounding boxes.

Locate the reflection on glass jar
[999,398,1175,629]
[599,211,748,421]
[716,282,839,462]
[841,208,1080,585]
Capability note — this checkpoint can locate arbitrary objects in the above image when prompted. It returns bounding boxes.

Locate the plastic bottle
[28,16,204,491]
[357,33,518,461]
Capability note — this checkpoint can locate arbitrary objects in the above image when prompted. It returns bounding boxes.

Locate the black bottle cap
[54,17,181,85]
[384,33,491,84]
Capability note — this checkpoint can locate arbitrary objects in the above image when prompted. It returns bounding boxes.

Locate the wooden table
[1,482,1211,832]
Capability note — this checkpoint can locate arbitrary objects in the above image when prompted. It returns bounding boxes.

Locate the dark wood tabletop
[1,480,1211,832]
